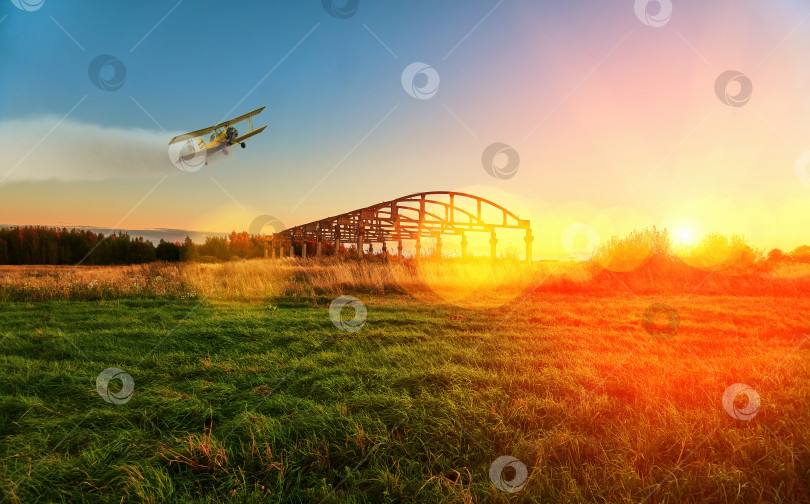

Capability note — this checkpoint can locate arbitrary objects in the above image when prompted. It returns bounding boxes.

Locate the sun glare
[675,226,696,246]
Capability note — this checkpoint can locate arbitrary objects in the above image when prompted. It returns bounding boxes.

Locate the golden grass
[0,263,187,300]
[182,257,587,306]
[1,256,809,302]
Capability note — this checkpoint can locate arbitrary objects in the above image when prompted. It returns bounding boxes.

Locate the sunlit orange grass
[767,261,810,280]
[390,257,567,308]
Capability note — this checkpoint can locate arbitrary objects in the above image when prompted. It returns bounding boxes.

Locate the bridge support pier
[415,236,421,259]
[357,227,364,259]
[289,235,295,258]
[490,230,498,260]
[524,229,534,262]
[302,239,307,260]
[397,240,403,257]
[435,235,442,258]
[334,224,341,260]
[461,233,468,258]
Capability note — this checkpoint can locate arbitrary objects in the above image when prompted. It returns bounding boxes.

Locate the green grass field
[1,290,809,503]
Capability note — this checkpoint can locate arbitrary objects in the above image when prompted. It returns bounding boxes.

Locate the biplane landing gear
[241,142,246,148]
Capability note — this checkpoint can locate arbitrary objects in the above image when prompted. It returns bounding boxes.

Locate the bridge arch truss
[271,191,533,260]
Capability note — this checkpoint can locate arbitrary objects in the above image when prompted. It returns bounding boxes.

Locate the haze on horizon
[2,0,810,259]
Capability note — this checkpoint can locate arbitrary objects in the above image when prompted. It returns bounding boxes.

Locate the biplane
[168,106,267,166]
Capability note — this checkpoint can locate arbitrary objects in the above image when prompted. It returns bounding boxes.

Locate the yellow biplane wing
[234,125,267,144]
[168,106,266,145]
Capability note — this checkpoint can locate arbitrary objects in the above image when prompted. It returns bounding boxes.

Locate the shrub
[681,232,758,272]
[789,245,810,263]
[592,226,672,272]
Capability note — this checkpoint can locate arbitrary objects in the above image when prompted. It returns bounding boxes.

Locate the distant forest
[2,225,808,267]
[0,226,271,265]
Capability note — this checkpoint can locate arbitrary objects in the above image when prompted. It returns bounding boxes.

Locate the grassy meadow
[1,256,809,503]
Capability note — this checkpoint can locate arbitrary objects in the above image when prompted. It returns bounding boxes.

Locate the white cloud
[0,116,178,182]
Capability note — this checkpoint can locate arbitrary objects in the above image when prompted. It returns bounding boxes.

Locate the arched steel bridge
[269,191,534,260]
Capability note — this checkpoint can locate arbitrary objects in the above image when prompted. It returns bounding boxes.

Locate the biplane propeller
[168,106,267,167]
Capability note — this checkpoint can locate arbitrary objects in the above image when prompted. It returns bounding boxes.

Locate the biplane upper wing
[168,106,266,145]
[233,125,267,144]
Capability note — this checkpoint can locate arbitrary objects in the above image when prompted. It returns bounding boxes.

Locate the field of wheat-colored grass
[2,256,809,302]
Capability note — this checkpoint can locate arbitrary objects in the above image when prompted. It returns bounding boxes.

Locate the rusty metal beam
[274,191,533,260]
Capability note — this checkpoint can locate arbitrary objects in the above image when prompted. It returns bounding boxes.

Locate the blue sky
[2,1,810,257]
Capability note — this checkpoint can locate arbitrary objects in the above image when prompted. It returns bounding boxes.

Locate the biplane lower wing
[168,106,266,145]
[234,125,267,144]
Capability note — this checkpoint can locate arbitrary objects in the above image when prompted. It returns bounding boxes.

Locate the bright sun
[674,226,696,246]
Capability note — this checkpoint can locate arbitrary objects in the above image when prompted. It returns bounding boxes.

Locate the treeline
[0,227,270,265]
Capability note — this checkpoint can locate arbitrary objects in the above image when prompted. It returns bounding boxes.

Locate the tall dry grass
[2,254,809,302]
[0,263,191,301]
[181,257,579,305]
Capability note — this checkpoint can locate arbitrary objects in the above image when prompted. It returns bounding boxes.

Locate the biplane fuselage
[200,126,242,157]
